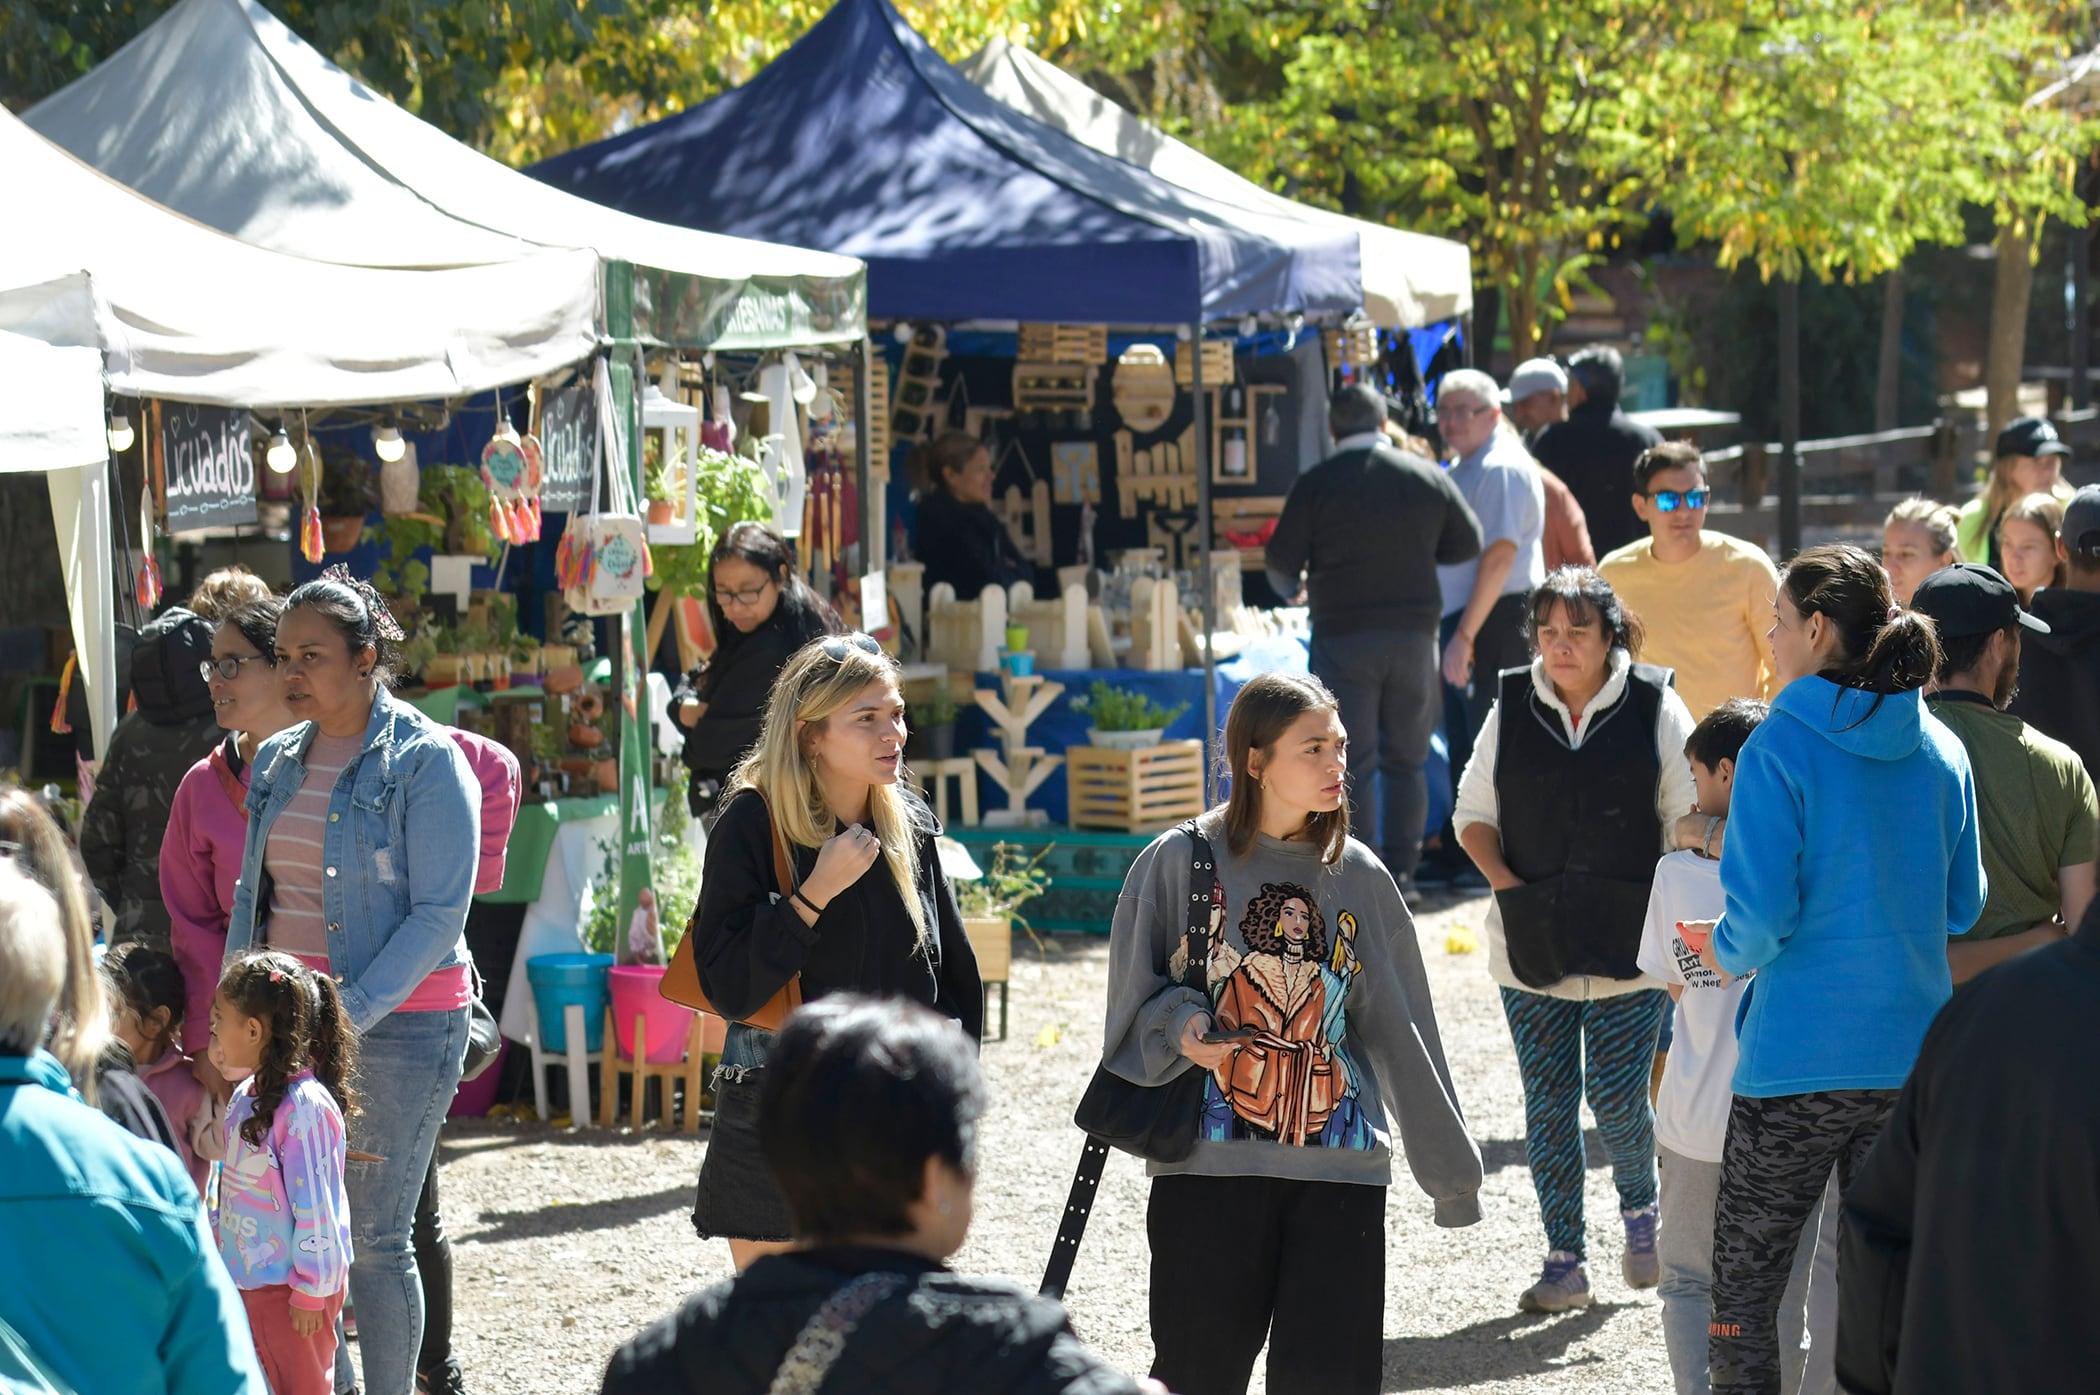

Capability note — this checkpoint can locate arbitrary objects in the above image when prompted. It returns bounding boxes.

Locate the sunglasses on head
[818,633,884,662]
[1648,488,1709,513]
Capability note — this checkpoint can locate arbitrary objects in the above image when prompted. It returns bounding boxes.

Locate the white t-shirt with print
[1635,850,1749,1164]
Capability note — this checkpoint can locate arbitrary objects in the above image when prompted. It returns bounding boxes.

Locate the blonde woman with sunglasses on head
[685,633,983,1271]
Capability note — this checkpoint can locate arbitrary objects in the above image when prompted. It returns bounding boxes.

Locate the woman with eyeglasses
[909,431,1032,603]
[685,633,982,1272]
[159,597,294,1090]
[225,567,482,1395]
[671,523,841,823]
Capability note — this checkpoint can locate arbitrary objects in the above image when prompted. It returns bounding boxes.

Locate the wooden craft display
[1324,320,1380,370]
[1111,346,1178,429]
[925,581,1006,674]
[1174,339,1235,387]
[1129,576,1183,671]
[1050,441,1101,504]
[972,673,1065,829]
[1006,581,1090,671]
[892,325,946,439]
[995,478,1054,566]
[1210,383,1288,484]
[1123,438,1198,515]
[1012,362,1097,412]
[1213,495,1288,568]
[1067,740,1207,832]
[1146,513,1201,573]
[1018,324,1108,364]
[886,562,925,652]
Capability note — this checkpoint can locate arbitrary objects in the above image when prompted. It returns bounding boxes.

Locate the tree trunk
[1506,248,1542,364]
[1470,283,1500,371]
[1875,267,1905,433]
[1986,221,2036,443]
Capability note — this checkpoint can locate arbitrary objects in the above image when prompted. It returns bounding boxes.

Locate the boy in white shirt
[1638,699,1836,1395]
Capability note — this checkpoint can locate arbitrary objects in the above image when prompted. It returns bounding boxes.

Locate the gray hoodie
[1101,810,1484,1227]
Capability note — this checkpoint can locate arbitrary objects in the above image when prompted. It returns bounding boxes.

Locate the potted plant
[906,683,960,761]
[1072,680,1188,749]
[950,840,1051,990]
[589,773,723,1064]
[312,448,379,554]
[643,435,678,527]
[645,444,774,604]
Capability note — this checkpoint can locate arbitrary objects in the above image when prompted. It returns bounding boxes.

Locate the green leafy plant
[1071,680,1187,733]
[643,432,675,503]
[646,445,775,601]
[952,841,1051,928]
[367,464,501,602]
[582,767,703,961]
[908,683,959,729]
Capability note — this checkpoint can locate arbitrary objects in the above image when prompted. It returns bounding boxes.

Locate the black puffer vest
[1492,661,1670,988]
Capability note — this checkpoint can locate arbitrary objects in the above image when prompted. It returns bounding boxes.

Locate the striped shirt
[263,731,363,961]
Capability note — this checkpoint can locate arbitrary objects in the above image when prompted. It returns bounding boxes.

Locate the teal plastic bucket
[526,952,613,1053]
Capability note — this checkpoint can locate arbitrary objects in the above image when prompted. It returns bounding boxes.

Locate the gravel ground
[433,891,1674,1393]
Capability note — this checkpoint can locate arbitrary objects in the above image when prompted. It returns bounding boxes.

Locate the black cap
[1910,564,2051,639]
[2063,484,2100,556]
[1994,415,2072,460]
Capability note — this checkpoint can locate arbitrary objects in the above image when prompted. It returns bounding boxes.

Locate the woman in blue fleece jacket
[1697,544,1985,1395]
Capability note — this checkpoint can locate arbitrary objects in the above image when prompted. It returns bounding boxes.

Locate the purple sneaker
[1519,1250,1593,1312]
[1622,1203,1660,1288]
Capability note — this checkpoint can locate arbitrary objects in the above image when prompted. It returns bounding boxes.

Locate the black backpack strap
[1042,822,1215,1298]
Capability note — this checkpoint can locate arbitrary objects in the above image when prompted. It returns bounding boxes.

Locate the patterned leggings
[1500,986,1670,1258]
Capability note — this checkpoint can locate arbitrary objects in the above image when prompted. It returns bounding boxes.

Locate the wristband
[792,889,825,917]
[1700,815,1721,859]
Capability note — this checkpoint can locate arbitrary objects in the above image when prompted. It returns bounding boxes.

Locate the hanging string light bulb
[106,409,135,454]
[266,423,298,473]
[373,417,406,462]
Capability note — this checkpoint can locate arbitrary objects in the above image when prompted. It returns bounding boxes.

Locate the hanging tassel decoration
[50,654,77,735]
[136,553,163,610]
[300,503,325,564]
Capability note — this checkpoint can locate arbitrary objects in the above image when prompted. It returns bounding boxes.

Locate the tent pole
[856,338,878,574]
[1191,322,1217,806]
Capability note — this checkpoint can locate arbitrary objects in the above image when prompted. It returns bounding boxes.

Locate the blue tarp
[529,0,1362,326]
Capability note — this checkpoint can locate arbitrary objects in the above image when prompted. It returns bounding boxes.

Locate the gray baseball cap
[1502,358,1568,404]
[2064,484,2100,556]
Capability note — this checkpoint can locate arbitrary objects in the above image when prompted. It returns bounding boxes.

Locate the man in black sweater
[1835,890,2100,1395]
[1266,385,1483,896]
[2011,484,2100,786]
[1530,346,1661,557]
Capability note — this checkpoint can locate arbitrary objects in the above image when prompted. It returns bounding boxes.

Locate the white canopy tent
[0,109,600,410]
[959,38,1473,330]
[0,331,118,759]
[26,0,866,349]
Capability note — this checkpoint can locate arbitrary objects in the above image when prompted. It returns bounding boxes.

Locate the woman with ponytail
[226,566,480,1395]
[684,634,981,1270]
[1690,544,1985,1394]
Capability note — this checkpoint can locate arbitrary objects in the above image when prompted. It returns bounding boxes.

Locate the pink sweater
[136,1048,218,1194]
[159,739,248,1054]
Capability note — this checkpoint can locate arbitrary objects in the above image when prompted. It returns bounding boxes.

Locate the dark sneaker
[1622,1204,1660,1288]
[417,1362,466,1395]
[1519,1250,1593,1312]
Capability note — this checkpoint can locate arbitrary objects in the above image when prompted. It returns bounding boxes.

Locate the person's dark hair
[1240,882,1328,963]
[1526,566,1645,658]
[1222,672,1349,866]
[1567,346,1625,407]
[757,995,982,1243]
[1934,621,2018,685]
[906,430,988,498]
[1782,544,1940,710]
[1632,441,1704,494]
[704,522,842,656]
[281,574,398,686]
[1685,698,1768,770]
[218,950,358,1147]
[218,596,285,667]
[101,943,187,1055]
[1328,383,1387,439]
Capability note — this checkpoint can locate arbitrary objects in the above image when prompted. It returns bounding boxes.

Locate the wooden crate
[1018,323,1108,364]
[1012,362,1098,411]
[1067,740,1207,832]
[1174,339,1236,386]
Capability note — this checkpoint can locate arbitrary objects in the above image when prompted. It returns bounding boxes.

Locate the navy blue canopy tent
[530,0,1362,326]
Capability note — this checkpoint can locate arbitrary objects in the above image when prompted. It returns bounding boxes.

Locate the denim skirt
[692,1021,793,1241]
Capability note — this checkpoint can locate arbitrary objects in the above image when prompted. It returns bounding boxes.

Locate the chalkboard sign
[160,403,257,532]
[540,383,597,514]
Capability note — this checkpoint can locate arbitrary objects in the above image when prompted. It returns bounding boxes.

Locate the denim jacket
[227,688,480,1035]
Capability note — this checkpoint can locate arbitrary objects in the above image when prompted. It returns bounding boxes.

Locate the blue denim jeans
[334,1007,468,1395]
[1309,627,1442,880]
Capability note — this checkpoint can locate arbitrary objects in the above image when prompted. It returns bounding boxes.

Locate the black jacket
[1529,399,1661,557]
[672,611,816,784]
[1835,906,2100,1395]
[913,489,1032,601]
[687,787,983,1040]
[2009,585,2100,787]
[1265,441,1483,634]
[79,609,222,947]
[601,1248,1142,1395]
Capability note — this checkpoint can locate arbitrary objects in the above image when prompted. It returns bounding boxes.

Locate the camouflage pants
[1708,1090,1895,1393]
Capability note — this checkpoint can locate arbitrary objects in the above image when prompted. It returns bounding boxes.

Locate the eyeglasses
[818,633,884,662]
[199,655,273,682]
[1440,402,1494,422]
[1648,488,1710,513]
[712,580,775,610]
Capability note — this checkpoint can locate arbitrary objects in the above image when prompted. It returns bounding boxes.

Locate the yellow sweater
[1598,533,1781,718]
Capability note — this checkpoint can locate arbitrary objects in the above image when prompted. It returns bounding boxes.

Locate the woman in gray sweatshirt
[1100,672,1483,1395]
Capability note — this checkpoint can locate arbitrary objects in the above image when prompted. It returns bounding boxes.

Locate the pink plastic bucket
[608,964,700,1064]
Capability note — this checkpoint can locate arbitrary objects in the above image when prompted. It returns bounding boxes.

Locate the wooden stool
[599,1014,713,1133]
[962,917,1013,1040]
[527,1001,606,1129]
[913,757,980,826]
